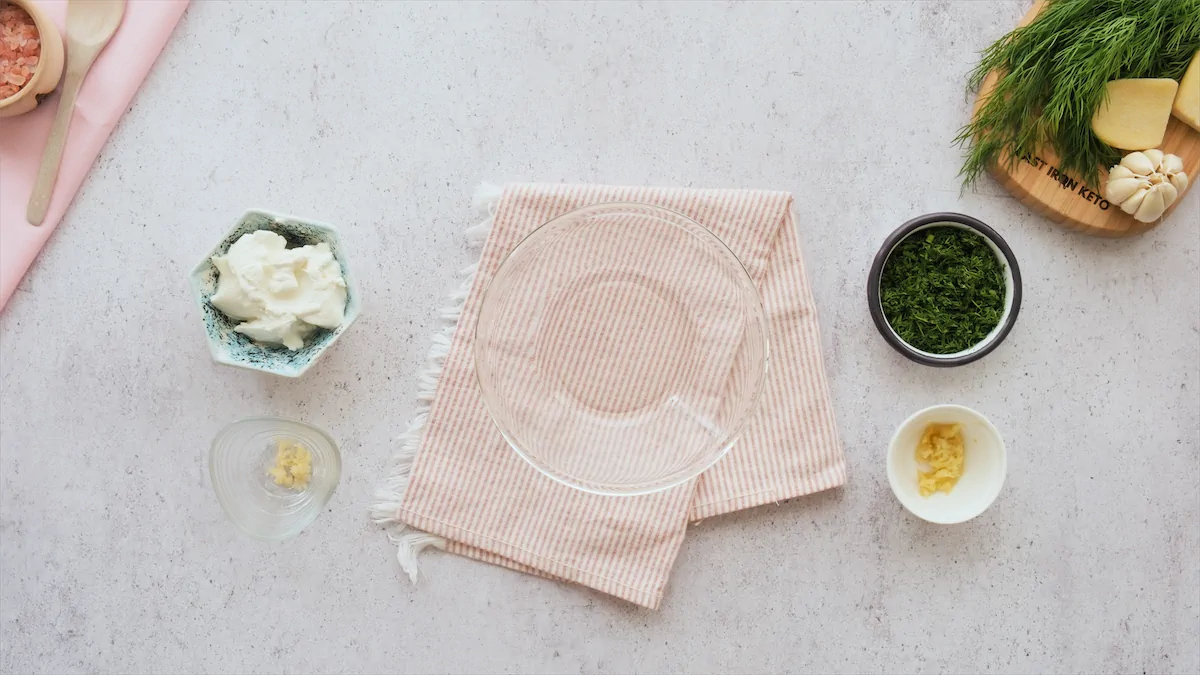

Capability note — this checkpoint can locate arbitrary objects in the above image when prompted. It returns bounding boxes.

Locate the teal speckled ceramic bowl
[189,209,361,378]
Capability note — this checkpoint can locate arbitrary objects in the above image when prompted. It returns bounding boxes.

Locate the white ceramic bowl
[887,404,1006,524]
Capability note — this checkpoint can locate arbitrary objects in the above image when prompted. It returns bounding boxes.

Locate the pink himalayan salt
[0,2,40,100]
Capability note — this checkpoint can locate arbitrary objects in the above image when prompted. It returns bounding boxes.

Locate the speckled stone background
[2,2,1197,673]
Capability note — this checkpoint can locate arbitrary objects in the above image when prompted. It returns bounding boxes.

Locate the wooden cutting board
[973,0,1200,237]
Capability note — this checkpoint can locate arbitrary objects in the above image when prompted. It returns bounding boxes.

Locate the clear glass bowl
[475,202,770,496]
[209,417,341,541]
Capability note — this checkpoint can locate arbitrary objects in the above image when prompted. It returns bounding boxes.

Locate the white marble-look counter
[2,1,1197,673]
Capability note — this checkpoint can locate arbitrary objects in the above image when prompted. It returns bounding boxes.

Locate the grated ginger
[268,439,312,490]
[916,423,964,497]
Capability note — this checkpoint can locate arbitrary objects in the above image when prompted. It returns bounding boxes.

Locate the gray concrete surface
[2,1,1198,673]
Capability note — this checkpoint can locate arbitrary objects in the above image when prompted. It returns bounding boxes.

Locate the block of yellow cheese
[1172,51,1200,132]
[1091,78,1179,150]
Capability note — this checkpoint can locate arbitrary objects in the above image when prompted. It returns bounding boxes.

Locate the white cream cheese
[210,230,347,350]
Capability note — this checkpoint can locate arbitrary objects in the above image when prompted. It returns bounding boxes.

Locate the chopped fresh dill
[880,227,1007,355]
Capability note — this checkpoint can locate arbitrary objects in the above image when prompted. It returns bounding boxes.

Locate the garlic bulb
[1104,150,1190,223]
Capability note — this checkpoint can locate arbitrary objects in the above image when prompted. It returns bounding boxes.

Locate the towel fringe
[390,532,448,584]
[370,181,503,583]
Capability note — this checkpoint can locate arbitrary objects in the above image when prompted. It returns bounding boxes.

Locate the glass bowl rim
[473,201,772,496]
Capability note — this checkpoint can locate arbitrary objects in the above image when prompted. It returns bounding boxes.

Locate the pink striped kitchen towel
[0,0,189,311]
[373,184,845,609]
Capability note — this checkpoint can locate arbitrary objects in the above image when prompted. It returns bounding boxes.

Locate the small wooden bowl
[0,0,66,118]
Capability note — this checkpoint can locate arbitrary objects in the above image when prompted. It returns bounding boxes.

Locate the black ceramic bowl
[867,212,1021,367]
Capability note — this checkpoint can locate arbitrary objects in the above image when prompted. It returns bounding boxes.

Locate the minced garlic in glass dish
[268,439,312,490]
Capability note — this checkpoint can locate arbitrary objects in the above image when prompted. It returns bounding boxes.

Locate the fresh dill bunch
[955,0,1200,190]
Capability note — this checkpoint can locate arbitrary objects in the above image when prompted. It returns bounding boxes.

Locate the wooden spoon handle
[26,57,92,226]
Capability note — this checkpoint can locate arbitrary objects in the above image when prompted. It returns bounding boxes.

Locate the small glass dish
[209,417,341,541]
[475,203,770,496]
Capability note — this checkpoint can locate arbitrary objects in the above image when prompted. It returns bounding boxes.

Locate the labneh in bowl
[867,212,1021,367]
[189,209,361,378]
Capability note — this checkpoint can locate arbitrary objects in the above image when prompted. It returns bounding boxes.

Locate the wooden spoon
[26,0,126,226]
